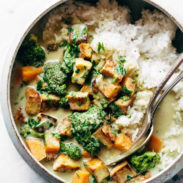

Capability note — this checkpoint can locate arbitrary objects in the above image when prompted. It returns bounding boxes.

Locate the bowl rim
[1,0,183,183]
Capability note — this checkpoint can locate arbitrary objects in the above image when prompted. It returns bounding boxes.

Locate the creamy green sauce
[10,47,183,182]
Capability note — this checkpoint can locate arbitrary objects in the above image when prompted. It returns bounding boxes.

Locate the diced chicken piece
[14,107,25,123]
[26,138,46,162]
[45,132,60,153]
[25,87,41,115]
[72,58,92,85]
[101,60,123,83]
[114,133,133,152]
[121,77,136,96]
[79,43,92,59]
[110,161,136,183]
[129,171,151,183]
[80,85,93,95]
[37,113,57,132]
[115,96,133,114]
[56,118,72,136]
[94,124,115,148]
[67,91,90,111]
[72,170,90,183]
[53,154,80,172]
[85,158,109,183]
[96,75,121,99]
[69,24,87,44]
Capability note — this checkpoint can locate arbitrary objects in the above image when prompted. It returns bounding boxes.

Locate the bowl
[1,0,183,182]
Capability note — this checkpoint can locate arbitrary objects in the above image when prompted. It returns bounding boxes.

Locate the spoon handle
[149,53,183,113]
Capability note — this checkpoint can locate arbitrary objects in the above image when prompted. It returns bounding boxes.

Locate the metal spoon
[109,53,183,165]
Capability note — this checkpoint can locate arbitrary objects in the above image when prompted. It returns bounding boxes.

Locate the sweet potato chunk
[26,138,46,161]
[114,133,132,152]
[94,124,115,148]
[45,132,60,153]
[72,170,90,183]
[53,154,80,172]
[148,135,163,153]
[56,118,72,136]
[85,158,109,183]
[82,150,91,158]
[21,66,43,82]
[25,87,41,115]
[129,171,151,183]
[79,43,92,59]
[72,58,92,85]
[67,91,90,111]
[101,60,123,83]
[110,161,136,183]
[121,77,136,96]
[115,96,133,114]
[97,75,121,99]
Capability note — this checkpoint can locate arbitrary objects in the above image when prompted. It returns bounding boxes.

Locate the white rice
[43,0,183,175]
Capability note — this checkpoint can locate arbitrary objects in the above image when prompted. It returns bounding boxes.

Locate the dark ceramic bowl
[1,0,183,182]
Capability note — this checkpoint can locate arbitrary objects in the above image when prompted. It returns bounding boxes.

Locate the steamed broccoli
[109,102,123,118]
[59,96,69,108]
[43,62,67,96]
[61,143,82,160]
[20,124,44,138]
[17,34,45,67]
[69,105,107,155]
[130,151,160,173]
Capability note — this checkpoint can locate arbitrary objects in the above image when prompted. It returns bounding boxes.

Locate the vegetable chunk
[67,91,90,111]
[114,133,132,152]
[97,75,121,99]
[101,60,123,83]
[72,170,90,183]
[25,87,41,115]
[53,154,80,172]
[69,24,87,44]
[110,161,136,183]
[45,132,60,153]
[57,118,72,136]
[79,43,92,59]
[21,66,43,81]
[94,124,115,148]
[72,58,92,85]
[85,158,109,183]
[26,138,46,161]
[148,135,163,153]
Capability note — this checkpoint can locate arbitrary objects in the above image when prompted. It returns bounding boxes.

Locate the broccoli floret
[61,143,82,160]
[17,34,45,67]
[69,105,107,155]
[43,62,67,96]
[59,96,69,108]
[20,124,44,138]
[130,151,160,173]
[109,103,123,118]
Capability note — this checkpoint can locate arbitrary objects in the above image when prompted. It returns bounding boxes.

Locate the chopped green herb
[121,86,132,96]
[115,65,126,75]
[119,56,126,63]
[127,175,133,180]
[20,96,24,100]
[98,42,105,54]
[75,68,80,73]
[59,41,67,48]
[52,132,61,139]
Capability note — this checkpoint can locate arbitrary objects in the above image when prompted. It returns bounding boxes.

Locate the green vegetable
[17,34,45,67]
[98,42,105,54]
[20,124,44,138]
[52,132,61,139]
[59,96,69,107]
[109,103,123,118]
[69,105,107,155]
[61,143,82,160]
[130,151,160,173]
[119,56,126,63]
[121,86,132,96]
[43,62,67,96]
[115,65,126,75]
